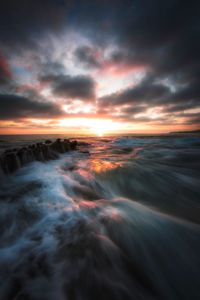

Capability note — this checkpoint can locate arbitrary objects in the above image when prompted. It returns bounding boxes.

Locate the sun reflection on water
[90,159,122,173]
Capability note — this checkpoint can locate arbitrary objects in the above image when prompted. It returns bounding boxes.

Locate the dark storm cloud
[98,69,200,115]
[40,61,66,77]
[168,81,200,103]
[122,105,147,115]
[163,101,200,114]
[92,0,199,118]
[69,0,200,75]
[99,75,170,107]
[41,74,96,100]
[0,0,199,126]
[0,94,63,120]
[0,0,72,49]
[74,46,101,69]
[0,51,12,85]
[185,115,200,125]
[113,1,200,76]
[0,0,127,50]
[0,0,199,68]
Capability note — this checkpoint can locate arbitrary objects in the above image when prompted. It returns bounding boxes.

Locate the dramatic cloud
[74,46,101,69]
[41,74,96,100]
[0,51,12,85]
[0,0,199,133]
[0,94,62,120]
[0,0,71,49]
[99,75,170,107]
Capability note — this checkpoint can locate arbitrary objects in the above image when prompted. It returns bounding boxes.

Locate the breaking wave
[0,136,200,299]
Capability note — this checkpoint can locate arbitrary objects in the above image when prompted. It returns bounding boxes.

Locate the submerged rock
[78,141,90,146]
[80,150,90,155]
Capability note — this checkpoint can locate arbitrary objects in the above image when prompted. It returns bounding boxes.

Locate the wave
[0,138,200,299]
[111,136,200,147]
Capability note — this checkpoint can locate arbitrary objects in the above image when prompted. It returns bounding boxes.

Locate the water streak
[0,135,200,299]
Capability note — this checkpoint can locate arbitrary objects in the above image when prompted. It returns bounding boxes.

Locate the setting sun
[57,118,126,136]
[95,128,104,137]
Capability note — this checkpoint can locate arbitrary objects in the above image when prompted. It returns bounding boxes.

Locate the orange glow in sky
[0,4,199,136]
[0,116,198,136]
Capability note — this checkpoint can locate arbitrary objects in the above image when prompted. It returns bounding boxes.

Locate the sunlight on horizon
[58,118,126,136]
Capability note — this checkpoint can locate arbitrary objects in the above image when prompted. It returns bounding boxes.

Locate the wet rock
[2,152,21,173]
[63,139,70,152]
[17,148,33,165]
[0,138,80,175]
[0,157,4,177]
[45,139,52,144]
[70,140,78,150]
[46,146,59,160]
[40,144,56,161]
[80,150,90,155]
[4,149,13,153]
[26,148,35,162]
[78,142,90,146]
[17,149,27,165]
[34,145,45,161]
[30,144,36,149]
[50,139,65,153]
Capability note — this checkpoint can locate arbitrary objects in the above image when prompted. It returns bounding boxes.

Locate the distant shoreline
[0,130,200,138]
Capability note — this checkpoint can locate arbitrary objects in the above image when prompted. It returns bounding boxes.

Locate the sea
[0,134,200,300]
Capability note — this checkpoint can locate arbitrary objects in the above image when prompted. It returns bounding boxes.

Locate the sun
[95,128,105,137]
[90,119,124,136]
[91,121,110,137]
[58,117,125,136]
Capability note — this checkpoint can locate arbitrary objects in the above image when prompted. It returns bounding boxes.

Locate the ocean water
[0,135,200,300]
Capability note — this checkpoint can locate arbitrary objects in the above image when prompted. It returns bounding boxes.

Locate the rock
[70,140,78,150]
[4,149,13,154]
[30,144,36,149]
[50,139,65,153]
[45,140,52,144]
[78,142,90,146]
[0,157,4,177]
[34,145,45,161]
[80,150,90,155]
[63,139,70,152]
[2,152,21,174]
[26,148,35,162]
[0,138,80,176]
[40,144,56,161]
[17,148,33,165]
[16,149,25,165]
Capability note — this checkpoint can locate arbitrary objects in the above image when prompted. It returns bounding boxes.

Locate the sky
[0,0,199,136]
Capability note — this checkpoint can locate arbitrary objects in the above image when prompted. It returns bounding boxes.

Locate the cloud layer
[41,74,96,100]
[0,0,199,133]
[0,93,62,120]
